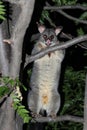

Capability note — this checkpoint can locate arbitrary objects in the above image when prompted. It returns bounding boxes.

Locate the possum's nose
[46,39,51,46]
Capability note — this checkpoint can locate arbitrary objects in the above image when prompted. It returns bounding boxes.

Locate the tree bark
[0,1,35,130]
[83,74,87,130]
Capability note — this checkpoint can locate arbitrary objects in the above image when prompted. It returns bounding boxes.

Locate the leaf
[9,79,16,86]
[24,116,31,123]
[0,86,10,98]
[13,103,18,110]
[79,11,87,20]
[0,15,6,20]
[21,84,27,91]
[0,1,6,20]
[77,28,84,36]
[18,105,25,109]
[18,108,29,114]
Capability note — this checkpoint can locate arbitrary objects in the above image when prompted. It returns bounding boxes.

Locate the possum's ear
[38,25,46,33]
[55,26,63,35]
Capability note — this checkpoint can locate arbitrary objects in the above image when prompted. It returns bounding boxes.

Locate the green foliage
[40,10,50,24]
[52,0,62,6]
[40,0,87,37]
[12,93,31,123]
[0,1,6,20]
[52,0,77,5]
[0,76,30,123]
[0,76,15,87]
[79,12,87,21]
[11,80,31,123]
[46,67,85,130]
[0,86,10,98]
[45,122,58,130]
[77,28,84,36]
[60,67,85,130]
[0,77,15,98]
[61,67,85,116]
[40,10,56,27]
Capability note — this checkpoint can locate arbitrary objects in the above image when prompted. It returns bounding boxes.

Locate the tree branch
[25,34,87,66]
[45,3,87,25]
[57,10,87,25]
[44,5,87,10]
[83,74,87,130]
[31,115,83,123]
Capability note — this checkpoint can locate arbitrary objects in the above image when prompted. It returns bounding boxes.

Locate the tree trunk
[83,74,87,130]
[0,0,35,130]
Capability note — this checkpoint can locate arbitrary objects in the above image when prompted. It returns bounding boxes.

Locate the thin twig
[57,10,87,25]
[45,2,87,25]
[78,43,87,50]
[61,32,73,40]
[31,115,83,123]
[44,5,87,11]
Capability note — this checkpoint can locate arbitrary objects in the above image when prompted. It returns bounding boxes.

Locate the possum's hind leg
[28,91,39,117]
[47,91,60,117]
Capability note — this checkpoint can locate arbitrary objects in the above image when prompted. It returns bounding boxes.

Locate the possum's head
[38,25,62,46]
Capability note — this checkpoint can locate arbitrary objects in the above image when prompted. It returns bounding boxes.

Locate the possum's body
[28,48,64,116]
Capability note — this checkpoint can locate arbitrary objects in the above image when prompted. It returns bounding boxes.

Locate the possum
[28,25,65,117]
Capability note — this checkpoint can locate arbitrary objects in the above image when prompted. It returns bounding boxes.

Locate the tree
[0,0,87,130]
[0,0,35,130]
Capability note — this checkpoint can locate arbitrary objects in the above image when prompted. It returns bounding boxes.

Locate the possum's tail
[39,109,47,116]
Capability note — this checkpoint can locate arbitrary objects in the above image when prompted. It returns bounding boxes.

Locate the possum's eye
[43,34,47,40]
[50,35,54,40]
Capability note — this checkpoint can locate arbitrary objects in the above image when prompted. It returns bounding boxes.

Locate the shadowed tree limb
[57,10,87,25]
[44,5,87,10]
[25,34,87,66]
[45,2,87,25]
[31,115,83,123]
